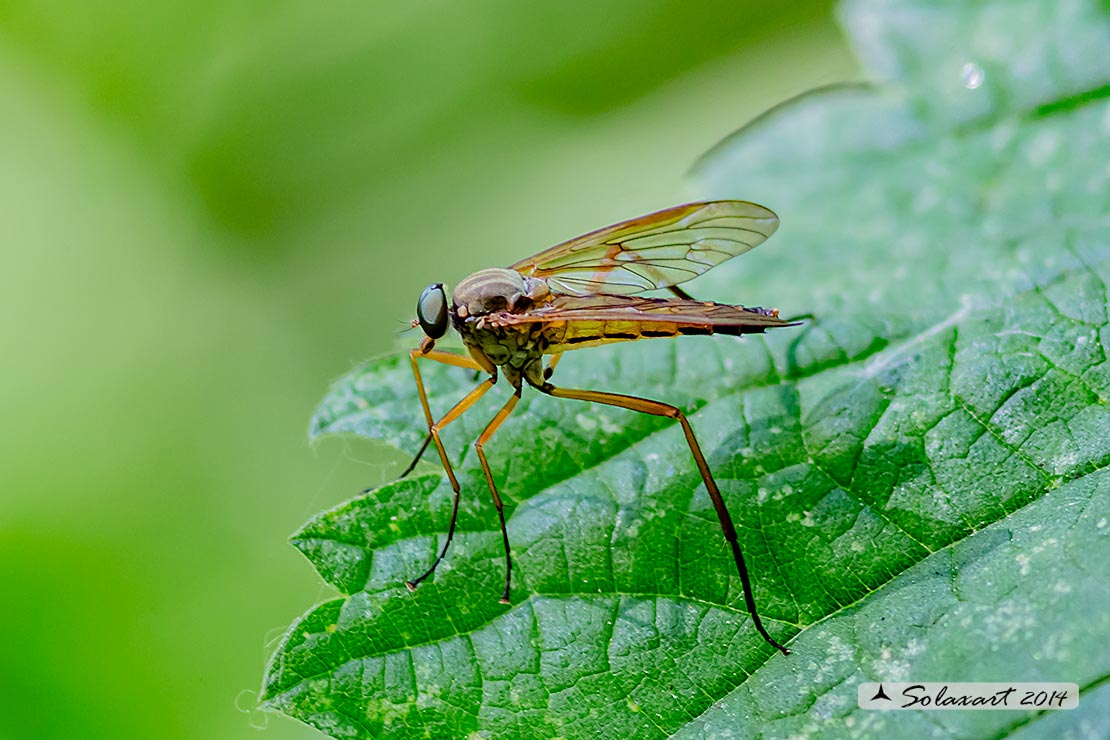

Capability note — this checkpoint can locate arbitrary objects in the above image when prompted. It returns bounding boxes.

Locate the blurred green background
[0,2,856,738]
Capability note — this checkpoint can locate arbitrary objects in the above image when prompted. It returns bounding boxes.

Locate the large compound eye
[416,283,448,339]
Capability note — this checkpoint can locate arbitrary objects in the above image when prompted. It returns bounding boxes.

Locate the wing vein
[509,201,779,296]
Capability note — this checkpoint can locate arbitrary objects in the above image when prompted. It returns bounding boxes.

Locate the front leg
[400,346,486,478]
[403,346,496,590]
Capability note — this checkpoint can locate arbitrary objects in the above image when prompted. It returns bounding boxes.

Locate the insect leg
[543,352,563,380]
[400,434,433,478]
[533,381,790,655]
[401,348,485,478]
[473,387,522,604]
[405,371,495,591]
[666,285,696,301]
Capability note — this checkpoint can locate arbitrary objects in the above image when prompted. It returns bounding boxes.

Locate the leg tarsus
[400,433,433,478]
[405,464,466,590]
[494,502,512,604]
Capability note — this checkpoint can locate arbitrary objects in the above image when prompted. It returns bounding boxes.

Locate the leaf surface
[265,0,1110,736]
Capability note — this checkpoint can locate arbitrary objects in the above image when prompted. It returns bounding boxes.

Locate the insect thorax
[451,267,551,384]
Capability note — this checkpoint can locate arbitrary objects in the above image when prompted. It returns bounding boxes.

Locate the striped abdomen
[487,293,793,355]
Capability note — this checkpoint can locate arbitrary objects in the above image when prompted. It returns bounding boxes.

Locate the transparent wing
[509,201,779,296]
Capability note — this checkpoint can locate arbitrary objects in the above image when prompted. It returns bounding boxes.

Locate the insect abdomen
[542,319,765,353]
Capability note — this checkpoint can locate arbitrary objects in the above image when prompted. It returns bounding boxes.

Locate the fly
[402,201,796,655]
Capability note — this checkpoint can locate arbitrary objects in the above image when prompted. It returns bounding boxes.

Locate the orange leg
[535,380,790,655]
[473,387,522,604]
[404,348,495,591]
[543,352,563,380]
[401,348,485,478]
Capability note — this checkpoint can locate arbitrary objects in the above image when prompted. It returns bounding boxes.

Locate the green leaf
[264,0,1110,737]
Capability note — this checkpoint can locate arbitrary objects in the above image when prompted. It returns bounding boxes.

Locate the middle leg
[473,387,523,604]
